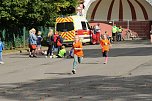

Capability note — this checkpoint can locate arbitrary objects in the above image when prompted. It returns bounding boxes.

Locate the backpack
[56,35,63,47]
[53,34,58,43]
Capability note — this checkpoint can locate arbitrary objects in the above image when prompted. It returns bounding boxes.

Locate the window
[56,23,64,32]
[86,22,91,29]
[65,22,74,31]
[56,22,74,32]
[81,21,87,30]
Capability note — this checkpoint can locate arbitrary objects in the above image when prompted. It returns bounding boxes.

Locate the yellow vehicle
[55,15,93,45]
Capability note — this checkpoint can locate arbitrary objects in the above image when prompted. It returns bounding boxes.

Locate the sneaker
[72,69,76,74]
[33,55,37,58]
[45,56,48,58]
[50,56,52,58]
[103,62,107,64]
[0,61,4,64]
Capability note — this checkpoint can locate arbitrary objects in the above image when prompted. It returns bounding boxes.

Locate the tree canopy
[0,0,78,28]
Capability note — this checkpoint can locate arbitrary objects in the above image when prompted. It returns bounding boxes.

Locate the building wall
[89,21,151,39]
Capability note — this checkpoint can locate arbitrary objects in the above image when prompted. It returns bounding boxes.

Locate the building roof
[86,0,152,21]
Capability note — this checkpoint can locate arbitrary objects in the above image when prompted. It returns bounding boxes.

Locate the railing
[0,26,52,49]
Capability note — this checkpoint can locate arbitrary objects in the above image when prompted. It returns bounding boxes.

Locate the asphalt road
[0,40,152,101]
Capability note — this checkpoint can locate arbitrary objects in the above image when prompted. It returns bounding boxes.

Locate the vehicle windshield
[86,22,91,29]
[56,22,74,32]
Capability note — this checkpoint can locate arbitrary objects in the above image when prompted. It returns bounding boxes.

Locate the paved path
[0,40,152,101]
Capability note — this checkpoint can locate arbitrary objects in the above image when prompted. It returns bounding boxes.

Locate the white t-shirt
[95,25,101,32]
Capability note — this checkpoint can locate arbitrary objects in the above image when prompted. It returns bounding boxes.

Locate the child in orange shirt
[72,35,84,74]
[100,34,111,64]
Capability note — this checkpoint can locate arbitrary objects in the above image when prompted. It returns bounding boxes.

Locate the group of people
[71,34,111,74]
[112,24,123,42]
[27,27,111,74]
[91,23,123,44]
[0,27,112,75]
[28,28,66,59]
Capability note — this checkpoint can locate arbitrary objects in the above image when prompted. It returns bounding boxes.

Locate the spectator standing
[28,28,37,57]
[112,24,118,42]
[0,36,4,64]
[117,26,123,41]
[56,34,63,54]
[37,31,43,54]
[46,29,54,58]
[53,32,59,52]
[94,23,101,44]
[150,25,152,43]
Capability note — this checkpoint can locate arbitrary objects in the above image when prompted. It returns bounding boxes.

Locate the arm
[108,41,112,48]
[41,36,43,41]
[100,40,103,49]
[32,34,37,41]
[2,42,4,50]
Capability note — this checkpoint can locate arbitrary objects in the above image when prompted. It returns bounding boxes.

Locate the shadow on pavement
[83,46,152,58]
[44,72,72,75]
[0,75,152,101]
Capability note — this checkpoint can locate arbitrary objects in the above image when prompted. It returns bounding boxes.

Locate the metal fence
[0,26,52,49]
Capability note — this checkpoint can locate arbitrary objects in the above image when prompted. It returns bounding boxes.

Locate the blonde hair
[29,28,36,34]
[48,29,53,37]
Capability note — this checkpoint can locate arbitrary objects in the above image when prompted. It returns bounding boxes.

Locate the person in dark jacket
[46,29,54,58]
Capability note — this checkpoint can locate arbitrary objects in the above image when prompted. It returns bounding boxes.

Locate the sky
[84,0,91,7]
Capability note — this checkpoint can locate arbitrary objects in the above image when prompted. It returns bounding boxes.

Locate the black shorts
[102,51,108,57]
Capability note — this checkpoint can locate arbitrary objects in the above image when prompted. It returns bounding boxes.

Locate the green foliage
[0,0,78,28]
[0,0,78,49]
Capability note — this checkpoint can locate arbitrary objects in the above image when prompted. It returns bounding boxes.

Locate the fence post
[2,29,6,41]
[127,20,129,29]
[13,33,16,48]
[23,27,26,48]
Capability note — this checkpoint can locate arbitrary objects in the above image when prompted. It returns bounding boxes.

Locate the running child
[72,35,84,74]
[100,34,111,64]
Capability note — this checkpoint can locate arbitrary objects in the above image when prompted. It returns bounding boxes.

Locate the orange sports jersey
[100,39,111,52]
[73,41,84,57]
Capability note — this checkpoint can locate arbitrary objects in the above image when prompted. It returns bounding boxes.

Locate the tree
[0,0,78,28]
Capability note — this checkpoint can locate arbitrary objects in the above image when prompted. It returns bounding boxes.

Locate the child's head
[38,31,41,36]
[102,34,107,40]
[105,31,107,34]
[62,45,65,49]
[48,29,53,37]
[31,28,36,34]
[74,35,80,42]
[29,28,36,34]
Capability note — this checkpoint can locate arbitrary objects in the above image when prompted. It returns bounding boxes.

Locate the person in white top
[150,25,152,43]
